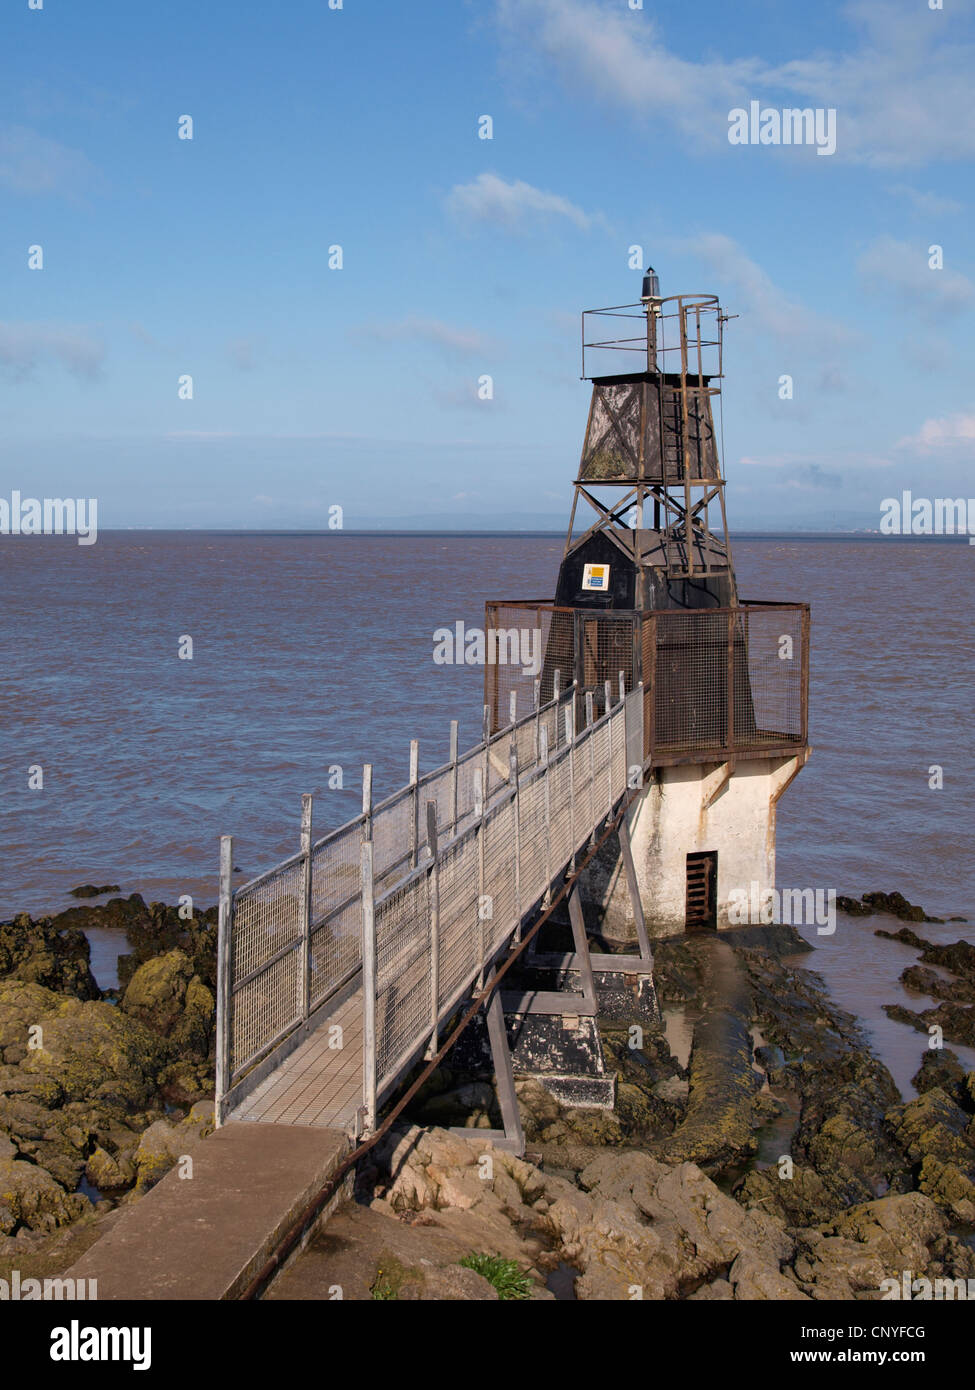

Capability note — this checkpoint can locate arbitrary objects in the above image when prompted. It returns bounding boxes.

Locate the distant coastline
[40,527,975,543]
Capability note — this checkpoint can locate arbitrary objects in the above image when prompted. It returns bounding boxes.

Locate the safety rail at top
[581,294,724,383]
[214,674,644,1128]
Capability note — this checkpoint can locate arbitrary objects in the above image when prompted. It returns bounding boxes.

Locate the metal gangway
[214,676,646,1144]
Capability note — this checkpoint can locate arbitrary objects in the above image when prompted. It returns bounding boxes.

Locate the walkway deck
[232,989,364,1132]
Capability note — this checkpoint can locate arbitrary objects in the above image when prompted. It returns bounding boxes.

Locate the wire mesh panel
[230,948,302,1079]
[483,796,517,954]
[571,737,595,852]
[486,727,514,800]
[643,604,807,759]
[436,834,481,1011]
[371,789,416,889]
[229,855,305,1079]
[374,872,431,1090]
[592,719,614,819]
[739,605,805,742]
[652,609,728,750]
[578,613,637,716]
[454,747,484,833]
[516,770,548,910]
[485,603,573,734]
[308,821,362,1012]
[547,745,574,874]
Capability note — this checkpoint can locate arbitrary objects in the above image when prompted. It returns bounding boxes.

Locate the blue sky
[2,0,973,529]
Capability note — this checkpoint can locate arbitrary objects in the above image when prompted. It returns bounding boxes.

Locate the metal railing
[215,677,642,1126]
[485,600,809,764]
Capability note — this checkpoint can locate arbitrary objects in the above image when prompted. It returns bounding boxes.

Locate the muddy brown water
[4,533,971,1097]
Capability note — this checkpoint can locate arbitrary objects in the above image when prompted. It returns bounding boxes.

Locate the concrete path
[65,1122,349,1300]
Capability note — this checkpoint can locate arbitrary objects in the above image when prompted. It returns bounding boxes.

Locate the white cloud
[446,172,601,232]
[857,236,974,316]
[897,412,975,452]
[494,0,975,167]
[0,321,105,379]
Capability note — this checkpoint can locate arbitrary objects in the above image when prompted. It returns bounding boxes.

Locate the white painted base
[583,754,807,940]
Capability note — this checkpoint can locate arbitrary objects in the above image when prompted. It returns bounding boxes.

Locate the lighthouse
[486,274,810,939]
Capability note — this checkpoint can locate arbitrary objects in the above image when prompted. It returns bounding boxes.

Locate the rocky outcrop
[360,1123,975,1300]
[0,916,99,1000]
[121,950,214,1059]
[0,1134,90,1236]
[885,1087,975,1222]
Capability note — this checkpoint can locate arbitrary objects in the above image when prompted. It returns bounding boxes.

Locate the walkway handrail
[215,676,642,1124]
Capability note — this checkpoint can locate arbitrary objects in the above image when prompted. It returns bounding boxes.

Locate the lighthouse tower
[487,274,810,939]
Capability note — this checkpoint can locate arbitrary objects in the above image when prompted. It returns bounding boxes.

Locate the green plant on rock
[459,1253,532,1300]
[370,1269,397,1301]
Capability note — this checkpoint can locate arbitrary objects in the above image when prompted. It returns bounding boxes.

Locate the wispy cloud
[446,172,603,232]
[857,236,974,317]
[686,233,852,352]
[0,321,106,380]
[354,316,494,357]
[0,124,99,197]
[227,337,259,371]
[886,184,961,218]
[494,0,975,167]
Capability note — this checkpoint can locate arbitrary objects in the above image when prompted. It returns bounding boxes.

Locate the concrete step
[64,1122,350,1300]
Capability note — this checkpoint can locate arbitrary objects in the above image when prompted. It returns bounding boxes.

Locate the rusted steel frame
[236,788,641,1302]
[570,486,640,552]
[644,612,657,762]
[679,303,694,575]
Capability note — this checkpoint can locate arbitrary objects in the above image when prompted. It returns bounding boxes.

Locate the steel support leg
[619,816,653,964]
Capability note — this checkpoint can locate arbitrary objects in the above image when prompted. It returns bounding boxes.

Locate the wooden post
[448,720,459,836]
[361,840,377,1132]
[509,689,517,727]
[485,984,525,1155]
[409,739,419,868]
[425,802,440,1058]
[567,884,597,1011]
[619,817,653,964]
[215,835,234,1127]
[300,794,313,1021]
